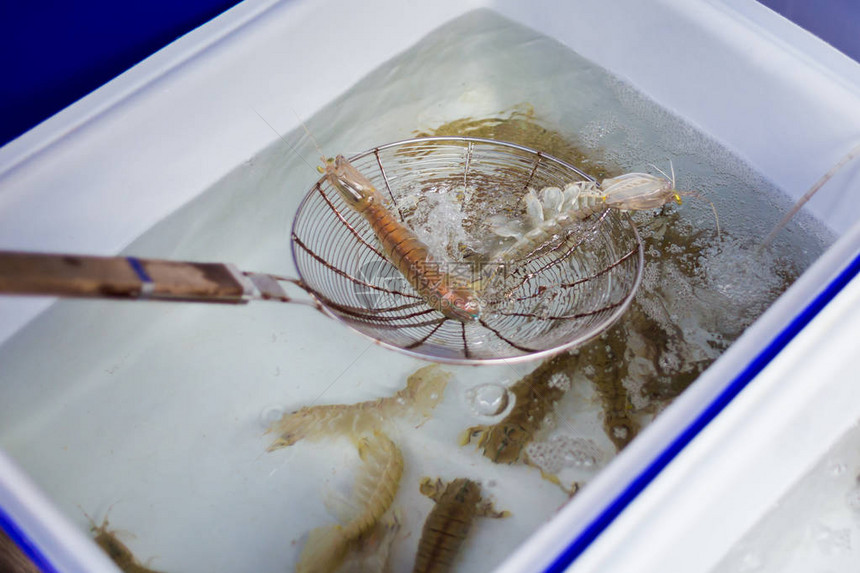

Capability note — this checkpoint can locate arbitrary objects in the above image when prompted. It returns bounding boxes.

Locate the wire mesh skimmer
[293,137,642,363]
[0,137,643,365]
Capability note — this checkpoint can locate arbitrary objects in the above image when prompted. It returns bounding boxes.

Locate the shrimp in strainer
[325,155,482,322]
[490,166,685,265]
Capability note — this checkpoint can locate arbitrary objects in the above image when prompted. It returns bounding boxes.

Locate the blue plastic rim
[3,254,858,573]
[544,249,860,572]
[2,255,858,573]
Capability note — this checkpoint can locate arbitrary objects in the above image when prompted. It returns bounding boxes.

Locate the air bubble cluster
[525,434,605,475]
[259,405,286,429]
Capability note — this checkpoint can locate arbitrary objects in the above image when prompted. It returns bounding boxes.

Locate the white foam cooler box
[1,1,860,572]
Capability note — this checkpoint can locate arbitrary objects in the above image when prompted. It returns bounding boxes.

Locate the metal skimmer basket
[291,137,643,364]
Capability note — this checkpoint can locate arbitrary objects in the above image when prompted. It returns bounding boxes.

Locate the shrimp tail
[296,525,350,573]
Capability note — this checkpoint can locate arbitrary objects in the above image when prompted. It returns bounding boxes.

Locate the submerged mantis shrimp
[324,155,482,322]
[460,352,576,464]
[296,431,404,573]
[266,364,449,451]
[490,169,684,264]
[80,509,164,573]
[413,477,509,573]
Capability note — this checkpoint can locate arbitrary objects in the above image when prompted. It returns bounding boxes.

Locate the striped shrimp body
[296,430,404,573]
[325,155,481,322]
[343,431,404,540]
[460,352,573,464]
[413,477,509,573]
[491,171,681,264]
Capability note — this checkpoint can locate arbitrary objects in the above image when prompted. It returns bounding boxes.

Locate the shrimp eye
[673,192,682,205]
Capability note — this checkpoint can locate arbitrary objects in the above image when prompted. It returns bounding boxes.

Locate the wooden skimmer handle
[0,252,252,303]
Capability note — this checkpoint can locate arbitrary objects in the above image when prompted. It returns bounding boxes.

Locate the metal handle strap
[0,252,252,304]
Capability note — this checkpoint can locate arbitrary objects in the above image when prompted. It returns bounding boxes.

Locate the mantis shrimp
[413,477,509,573]
[296,431,404,573]
[324,155,482,322]
[266,364,449,451]
[490,168,685,265]
[80,508,164,573]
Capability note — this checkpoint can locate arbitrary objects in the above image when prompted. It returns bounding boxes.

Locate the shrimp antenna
[252,107,317,173]
[652,159,721,238]
[290,107,328,164]
[648,161,675,187]
[761,141,860,250]
[666,161,720,238]
[675,189,721,239]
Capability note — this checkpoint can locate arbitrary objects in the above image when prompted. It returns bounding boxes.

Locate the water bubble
[810,522,851,554]
[828,461,848,477]
[525,434,605,475]
[845,485,860,514]
[259,405,285,429]
[466,383,512,417]
[547,372,570,391]
[563,449,595,467]
[737,550,764,572]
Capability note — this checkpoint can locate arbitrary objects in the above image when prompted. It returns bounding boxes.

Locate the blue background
[0,1,243,148]
[1,1,858,149]
[759,0,860,65]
